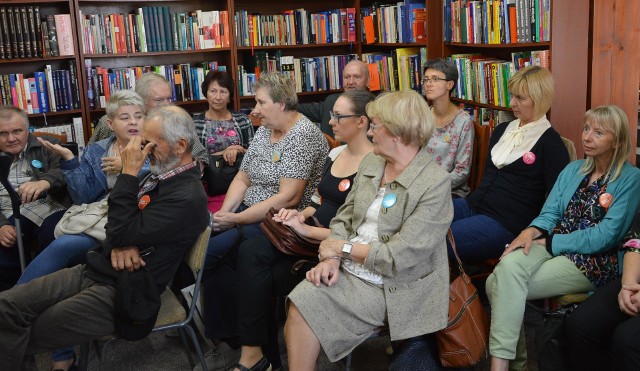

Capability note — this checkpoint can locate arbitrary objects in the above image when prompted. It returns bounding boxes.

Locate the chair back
[184,226,212,275]
[469,122,491,192]
[32,131,68,143]
[324,133,341,149]
[561,137,577,161]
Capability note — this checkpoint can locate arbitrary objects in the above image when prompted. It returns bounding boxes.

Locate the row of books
[0,7,74,59]
[234,8,357,47]
[84,59,225,109]
[0,64,81,114]
[238,53,358,96]
[78,7,230,54]
[362,47,427,92]
[460,104,514,131]
[32,117,86,155]
[360,1,427,44]
[449,50,549,107]
[444,0,551,44]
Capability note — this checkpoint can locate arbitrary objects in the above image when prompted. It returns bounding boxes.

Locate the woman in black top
[449,66,570,263]
[196,90,375,371]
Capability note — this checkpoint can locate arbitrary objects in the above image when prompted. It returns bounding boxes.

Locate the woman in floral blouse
[423,58,474,197]
[486,105,640,371]
[192,70,254,212]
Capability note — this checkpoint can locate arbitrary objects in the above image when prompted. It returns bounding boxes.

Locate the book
[44,64,57,111]
[28,77,39,114]
[19,6,31,58]
[7,7,20,58]
[54,14,74,56]
[34,71,49,113]
[0,7,10,59]
[27,6,38,57]
[33,6,42,58]
[68,62,81,109]
[46,15,59,57]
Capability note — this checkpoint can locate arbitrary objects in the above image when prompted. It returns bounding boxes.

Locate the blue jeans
[448,198,515,263]
[16,232,99,362]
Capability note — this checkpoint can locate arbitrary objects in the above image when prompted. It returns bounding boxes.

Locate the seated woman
[284,90,453,370]
[487,105,640,371]
[17,90,149,371]
[423,58,474,197]
[450,66,569,262]
[197,90,375,371]
[192,70,254,213]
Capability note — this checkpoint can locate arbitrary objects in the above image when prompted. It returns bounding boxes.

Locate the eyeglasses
[329,111,360,123]
[369,122,382,132]
[422,76,448,84]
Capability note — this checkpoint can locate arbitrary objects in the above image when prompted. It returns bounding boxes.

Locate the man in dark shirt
[297,60,370,136]
[0,106,208,370]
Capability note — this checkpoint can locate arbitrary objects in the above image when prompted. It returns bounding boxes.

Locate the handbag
[259,207,323,258]
[203,153,243,196]
[435,229,490,367]
[531,303,577,371]
[54,197,109,241]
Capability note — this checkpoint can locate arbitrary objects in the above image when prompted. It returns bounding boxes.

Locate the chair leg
[344,352,353,371]
[177,327,196,368]
[183,324,209,371]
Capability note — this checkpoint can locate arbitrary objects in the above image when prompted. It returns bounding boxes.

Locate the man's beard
[150,151,181,175]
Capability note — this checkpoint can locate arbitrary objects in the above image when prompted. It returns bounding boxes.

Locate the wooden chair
[468,122,490,192]
[31,131,68,143]
[324,132,341,150]
[78,227,212,371]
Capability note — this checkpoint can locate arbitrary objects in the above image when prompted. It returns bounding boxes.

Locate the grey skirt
[287,269,387,362]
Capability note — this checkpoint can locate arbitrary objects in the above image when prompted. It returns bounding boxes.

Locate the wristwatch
[341,242,353,260]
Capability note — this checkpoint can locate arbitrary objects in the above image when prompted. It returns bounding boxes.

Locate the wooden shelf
[83,48,231,59]
[0,55,77,64]
[236,43,356,51]
[362,42,425,47]
[445,42,551,49]
[27,109,83,118]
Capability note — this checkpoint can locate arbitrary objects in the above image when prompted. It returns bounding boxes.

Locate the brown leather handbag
[435,229,490,367]
[259,207,323,257]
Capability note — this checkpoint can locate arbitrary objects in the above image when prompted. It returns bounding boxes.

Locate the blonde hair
[105,90,145,119]
[366,90,434,147]
[579,105,630,181]
[253,72,298,110]
[508,66,554,119]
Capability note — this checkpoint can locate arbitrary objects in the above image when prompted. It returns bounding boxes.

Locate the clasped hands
[619,283,640,316]
[306,239,345,288]
[111,246,146,272]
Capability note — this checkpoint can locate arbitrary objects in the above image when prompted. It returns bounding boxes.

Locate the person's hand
[318,239,344,262]
[111,246,146,272]
[619,284,640,316]
[18,180,50,204]
[101,156,123,174]
[306,259,341,287]
[121,136,154,176]
[0,225,16,248]
[273,208,302,223]
[280,213,309,236]
[37,137,74,161]
[222,146,243,166]
[212,211,237,232]
[501,227,538,259]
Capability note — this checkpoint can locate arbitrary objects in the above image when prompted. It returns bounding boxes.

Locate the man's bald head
[342,60,369,91]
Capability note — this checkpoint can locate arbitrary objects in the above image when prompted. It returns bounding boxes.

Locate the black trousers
[565,278,640,371]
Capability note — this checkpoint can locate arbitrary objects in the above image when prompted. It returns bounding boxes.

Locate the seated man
[0,107,70,291]
[0,106,208,370]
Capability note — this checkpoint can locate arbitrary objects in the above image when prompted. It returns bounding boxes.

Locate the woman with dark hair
[423,58,474,197]
[192,70,254,212]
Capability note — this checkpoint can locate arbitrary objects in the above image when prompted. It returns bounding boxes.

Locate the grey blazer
[329,146,453,341]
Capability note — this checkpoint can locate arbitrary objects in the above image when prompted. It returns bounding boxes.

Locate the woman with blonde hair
[284,90,453,370]
[489,105,640,370]
[448,66,570,262]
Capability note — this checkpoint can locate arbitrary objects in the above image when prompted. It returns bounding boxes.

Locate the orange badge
[138,195,151,210]
[338,179,351,192]
[599,193,613,209]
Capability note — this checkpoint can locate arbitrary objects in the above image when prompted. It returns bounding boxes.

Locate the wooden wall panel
[549,0,590,159]
[590,0,640,162]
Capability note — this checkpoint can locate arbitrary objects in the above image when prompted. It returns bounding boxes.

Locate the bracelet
[322,256,343,263]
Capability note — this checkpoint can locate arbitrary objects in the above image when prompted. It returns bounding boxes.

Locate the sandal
[233,356,271,371]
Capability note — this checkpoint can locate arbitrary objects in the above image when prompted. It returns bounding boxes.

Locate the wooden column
[590,0,640,163]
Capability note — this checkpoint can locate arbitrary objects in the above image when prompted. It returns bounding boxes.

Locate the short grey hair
[146,106,195,153]
[135,73,171,101]
[105,90,145,119]
[253,72,298,110]
[0,106,29,129]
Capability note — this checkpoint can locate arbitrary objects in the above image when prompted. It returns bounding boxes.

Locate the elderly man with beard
[0,106,208,370]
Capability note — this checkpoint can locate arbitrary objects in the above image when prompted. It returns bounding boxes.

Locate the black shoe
[232,356,271,371]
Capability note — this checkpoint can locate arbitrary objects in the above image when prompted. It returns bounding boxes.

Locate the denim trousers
[16,232,99,362]
[448,198,515,262]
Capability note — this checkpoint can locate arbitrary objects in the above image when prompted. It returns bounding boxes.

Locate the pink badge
[523,151,536,165]
[338,179,351,192]
[227,129,237,136]
[599,193,613,209]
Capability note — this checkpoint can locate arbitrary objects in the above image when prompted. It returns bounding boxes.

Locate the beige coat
[329,146,453,341]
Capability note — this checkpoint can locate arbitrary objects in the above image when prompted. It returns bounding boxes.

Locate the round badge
[138,195,151,210]
[272,149,281,163]
[382,193,397,208]
[599,193,613,209]
[443,133,451,143]
[31,159,43,169]
[522,152,536,165]
[338,179,351,192]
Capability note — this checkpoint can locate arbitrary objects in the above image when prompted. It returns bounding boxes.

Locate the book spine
[0,7,11,59]
[20,6,31,58]
[123,14,133,53]
[7,8,19,58]
[68,62,81,109]
[28,77,39,113]
[34,71,49,113]
[33,6,42,57]
[45,65,57,112]
[54,14,74,56]
[13,7,24,58]
[16,74,27,110]
[27,6,38,57]
[46,14,59,57]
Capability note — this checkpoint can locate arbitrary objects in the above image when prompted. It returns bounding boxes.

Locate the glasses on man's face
[422,76,448,84]
[329,111,360,123]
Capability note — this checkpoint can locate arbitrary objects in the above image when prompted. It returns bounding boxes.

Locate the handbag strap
[447,228,470,283]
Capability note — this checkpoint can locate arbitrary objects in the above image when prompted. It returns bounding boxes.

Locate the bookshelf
[0,0,84,132]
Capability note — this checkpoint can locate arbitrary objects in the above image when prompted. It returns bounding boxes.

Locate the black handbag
[203,153,243,196]
[531,303,578,371]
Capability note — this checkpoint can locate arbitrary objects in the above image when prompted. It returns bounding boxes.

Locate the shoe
[193,342,241,371]
[51,353,77,371]
[232,356,272,371]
